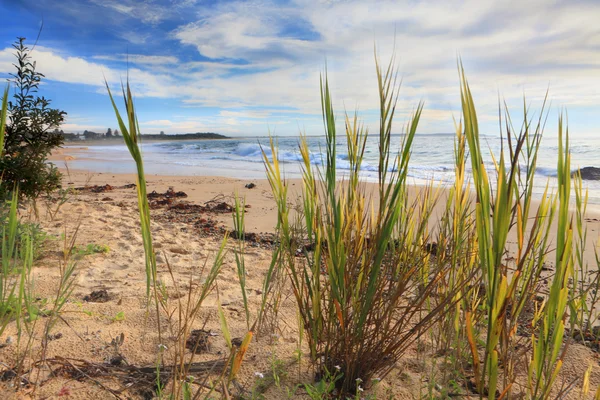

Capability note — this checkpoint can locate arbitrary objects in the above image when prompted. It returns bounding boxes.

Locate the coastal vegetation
[0,37,66,200]
[1,43,600,400]
[61,131,229,142]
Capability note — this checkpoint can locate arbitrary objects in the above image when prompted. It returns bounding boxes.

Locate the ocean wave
[535,166,558,177]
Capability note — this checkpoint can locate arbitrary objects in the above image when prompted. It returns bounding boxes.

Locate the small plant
[44,187,76,221]
[112,311,125,323]
[70,243,109,259]
[303,367,343,399]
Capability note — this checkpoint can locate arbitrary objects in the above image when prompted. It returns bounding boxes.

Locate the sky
[0,0,599,137]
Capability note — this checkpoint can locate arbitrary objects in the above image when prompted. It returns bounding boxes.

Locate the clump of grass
[0,189,29,337]
[453,64,586,399]
[233,194,251,330]
[262,54,464,396]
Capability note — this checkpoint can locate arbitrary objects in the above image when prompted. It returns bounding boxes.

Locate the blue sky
[0,0,599,137]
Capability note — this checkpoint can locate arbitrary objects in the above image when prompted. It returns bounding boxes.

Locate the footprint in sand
[117,242,134,252]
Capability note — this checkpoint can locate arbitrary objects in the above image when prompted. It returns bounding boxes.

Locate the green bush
[0,37,66,200]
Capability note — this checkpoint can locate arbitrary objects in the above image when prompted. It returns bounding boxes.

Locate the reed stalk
[0,84,8,156]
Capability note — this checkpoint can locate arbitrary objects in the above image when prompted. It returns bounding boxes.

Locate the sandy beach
[2,144,600,398]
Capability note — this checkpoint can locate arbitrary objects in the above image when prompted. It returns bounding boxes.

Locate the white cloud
[90,0,168,24]
[93,54,179,65]
[2,0,600,136]
[0,46,180,99]
[219,110,272,119]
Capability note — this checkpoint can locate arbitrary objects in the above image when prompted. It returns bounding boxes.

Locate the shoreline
[57,168,600,265]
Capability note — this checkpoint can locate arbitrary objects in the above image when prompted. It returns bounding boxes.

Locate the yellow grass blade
[230,331,253,380]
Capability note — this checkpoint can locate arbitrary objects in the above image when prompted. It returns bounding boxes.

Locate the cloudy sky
[0,0,598,136]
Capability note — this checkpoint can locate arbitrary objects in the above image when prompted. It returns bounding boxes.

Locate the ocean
[66,133,600,204]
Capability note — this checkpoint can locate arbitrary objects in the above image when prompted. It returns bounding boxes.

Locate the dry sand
[1,147,600,399]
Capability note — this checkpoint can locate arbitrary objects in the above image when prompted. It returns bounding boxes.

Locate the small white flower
[372,377,381,382]
[334,365,341,371]
[355,378,363,383]
[254,372,264,379]
[357,385,364,392]
[157,344,168,351]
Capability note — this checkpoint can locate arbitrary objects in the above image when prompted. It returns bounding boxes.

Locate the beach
[2,143,599,398]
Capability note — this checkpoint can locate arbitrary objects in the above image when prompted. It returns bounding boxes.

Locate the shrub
[0,37,66,200]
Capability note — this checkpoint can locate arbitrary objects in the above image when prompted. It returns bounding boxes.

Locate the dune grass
[257,58,594,398]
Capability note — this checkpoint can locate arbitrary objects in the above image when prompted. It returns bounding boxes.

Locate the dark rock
[245,182,256,189]
[573,167,600,181]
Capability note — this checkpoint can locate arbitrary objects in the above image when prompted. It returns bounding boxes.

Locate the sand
[1,147,600,399]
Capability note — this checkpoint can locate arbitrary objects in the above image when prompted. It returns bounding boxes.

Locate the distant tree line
[56,128,121,141]
[58,130,228,141]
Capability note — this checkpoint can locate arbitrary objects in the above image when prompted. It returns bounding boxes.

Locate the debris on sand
[229,230,276,247]
[75,183,137,193]
[245,182,256,189]
[41,357,226,399]
[186,329,213,353]
[88,184,113,193]
[147,187,188,200]
[148,187,188,208]
[83,289,111,303]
